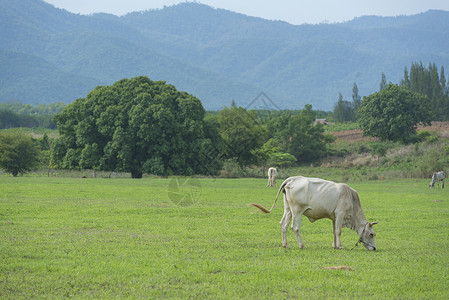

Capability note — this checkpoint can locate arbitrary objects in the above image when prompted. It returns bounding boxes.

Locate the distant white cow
[252,176,378,250]
[429,171,445,189]
[267,167,277,187]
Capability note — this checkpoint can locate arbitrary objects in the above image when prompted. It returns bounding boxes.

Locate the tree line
[0,77,336,177]
[0,101,65,129]
[334,62,449,122]
[400,62,449,121]
[48,77,337,178]
[0,64,443,177]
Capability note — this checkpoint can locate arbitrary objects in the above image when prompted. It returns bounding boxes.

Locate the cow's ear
[370,222,378,226]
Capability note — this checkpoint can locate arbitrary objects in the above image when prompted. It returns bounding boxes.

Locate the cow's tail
[251,179,289,213]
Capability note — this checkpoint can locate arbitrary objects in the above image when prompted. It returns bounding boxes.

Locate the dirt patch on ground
[330,129,377,143]
[330,122,449,142]
[417,121,449,132]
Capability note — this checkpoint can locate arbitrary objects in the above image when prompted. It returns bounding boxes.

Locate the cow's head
[360,222,378,251]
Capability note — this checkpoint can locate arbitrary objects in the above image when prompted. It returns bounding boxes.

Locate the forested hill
[1,0,449,110]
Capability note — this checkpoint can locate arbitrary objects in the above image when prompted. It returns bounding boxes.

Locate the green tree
[400,67,411,89]
[352,83,361,112]
[52,76,221,178]
[333,93,354,122]
[270,104,335,162]
[358,84,433,142]
[0,131,40,176]
[401,62,449,121]
[218,106,267,170]
[440,66,446,93]
[380,72,387,91]
[268,152,297,167]
[254,138,297,168]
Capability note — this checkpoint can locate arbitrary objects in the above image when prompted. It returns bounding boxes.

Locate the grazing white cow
[267,167,277,187]
[252,176,378,250]
[429,171,445,189]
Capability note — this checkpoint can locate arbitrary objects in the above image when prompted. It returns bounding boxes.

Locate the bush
[220,160,245,178]
[0,131,40,176]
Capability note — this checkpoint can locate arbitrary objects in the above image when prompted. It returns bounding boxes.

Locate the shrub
[0,131,40,176]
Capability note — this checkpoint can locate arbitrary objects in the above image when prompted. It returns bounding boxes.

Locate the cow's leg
[332,215,344,249]
[290,206,306,249]
[291,213,305,249]
[267,176,270,187]
[332,220,337,248]
[280,195,292,248]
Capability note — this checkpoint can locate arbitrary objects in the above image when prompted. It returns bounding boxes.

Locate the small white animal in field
[267,167,277,187]
[429,171,445,189]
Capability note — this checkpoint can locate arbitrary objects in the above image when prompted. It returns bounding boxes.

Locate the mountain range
[1,0,449,110]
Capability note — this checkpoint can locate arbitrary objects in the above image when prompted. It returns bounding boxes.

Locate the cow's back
[284,177,352,221]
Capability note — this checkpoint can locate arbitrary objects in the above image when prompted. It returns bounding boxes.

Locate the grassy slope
[0,127,59,139]
[1,176,447,298]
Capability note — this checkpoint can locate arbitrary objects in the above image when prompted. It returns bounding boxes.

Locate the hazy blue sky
[44,0,449,24]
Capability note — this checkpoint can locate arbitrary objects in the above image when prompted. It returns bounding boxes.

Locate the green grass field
[1,176,448,298]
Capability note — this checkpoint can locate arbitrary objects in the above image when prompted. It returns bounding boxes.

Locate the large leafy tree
[52,76,220,178]
[358,84,433,142]
[217,105,267,170]
[0,131,40,176]
[269,105,335,162]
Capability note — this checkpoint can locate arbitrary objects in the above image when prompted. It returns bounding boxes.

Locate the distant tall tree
[379,72,387,91]
[400,67,411,89]
[409,62,431,96]
[333,93,354,122]
[352,83,361,112]
[440,66,447,94]
[440,66,449,119]
[430,63,441,100]
[334,93,345,122]
[402,62,449,121]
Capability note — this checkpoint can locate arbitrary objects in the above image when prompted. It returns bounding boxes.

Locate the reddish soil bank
[329,122,449,142]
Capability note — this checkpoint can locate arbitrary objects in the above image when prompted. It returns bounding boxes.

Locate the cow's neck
[351,201,368,235]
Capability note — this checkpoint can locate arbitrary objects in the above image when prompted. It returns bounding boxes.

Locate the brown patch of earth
[330,121,449,142]
[330,129,377,143]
